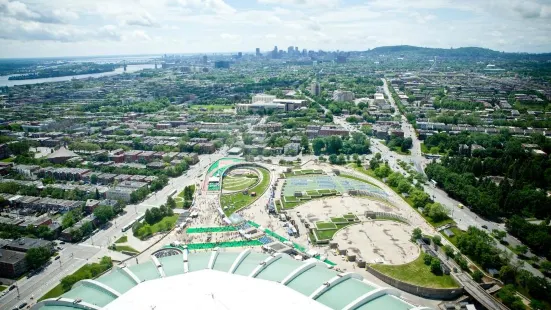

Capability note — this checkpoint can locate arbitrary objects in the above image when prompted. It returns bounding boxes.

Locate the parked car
[18,302,27,309]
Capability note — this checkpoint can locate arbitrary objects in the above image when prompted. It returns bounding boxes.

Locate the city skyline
[0,0,550,58]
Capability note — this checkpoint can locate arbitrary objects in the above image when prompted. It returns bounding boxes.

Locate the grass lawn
[149,215,179,234]
[114,236,127,243]
[134,215,179,240]
[0,157,14,162]
[190,104,234,111]
[370,255,459,288]
[39,257,112,301]
[316,221,337,230]
[0,285,7,292]
[442,226,466,246]
[113,245,139,253]
[313,222,352,241]
[221,167,270,216]
[222,175,258,191]
[39,284,65,301]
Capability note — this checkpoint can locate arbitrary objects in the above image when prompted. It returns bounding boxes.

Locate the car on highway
[18,302,27,309]
[55,256,60,260]
[481,225,488,229]
[8,285,16,291]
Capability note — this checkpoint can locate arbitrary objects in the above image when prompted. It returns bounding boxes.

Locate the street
[0,151,225,310]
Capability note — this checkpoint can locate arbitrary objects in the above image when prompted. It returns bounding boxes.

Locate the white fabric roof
[103,269,331,310]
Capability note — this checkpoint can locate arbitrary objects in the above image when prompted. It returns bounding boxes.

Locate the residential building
[310,81,321,96]
[214,61,230,69]
[332,90,355,102]
[0,249,27,278]
[5,237,54,253]
[106,187,135,202]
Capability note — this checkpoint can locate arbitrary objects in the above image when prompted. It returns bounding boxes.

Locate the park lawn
[314,223,352,241]
[352,166,378,179]
[0,157,14,162]
[442,226,466,246]
[222,175,258,191]
[114,245,139,253]
[370,255,459,289]
[149,215,179,234]
[190,104,234,111]
[330,217,348,224]
[0,285,7,292]
[221,168,270,216]
[314,229,337,241]
[39,284,65,301]
[39,257,112,301]
[316,221,337,230]
[114,236,127,243]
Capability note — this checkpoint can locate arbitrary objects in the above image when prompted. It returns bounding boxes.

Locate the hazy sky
[0,0,550,58]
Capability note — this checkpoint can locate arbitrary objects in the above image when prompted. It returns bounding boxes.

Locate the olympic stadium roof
[31,248,426,310]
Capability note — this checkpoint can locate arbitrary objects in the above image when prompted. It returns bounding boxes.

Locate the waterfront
[0,64,155,87]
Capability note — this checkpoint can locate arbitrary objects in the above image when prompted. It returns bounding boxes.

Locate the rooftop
[33,248,417,310]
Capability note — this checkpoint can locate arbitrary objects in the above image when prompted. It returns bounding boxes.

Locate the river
[0,64,156,87]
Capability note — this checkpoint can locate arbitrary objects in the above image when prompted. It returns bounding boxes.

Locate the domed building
[32,247,430,310]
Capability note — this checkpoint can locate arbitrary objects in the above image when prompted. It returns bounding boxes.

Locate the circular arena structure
[31,248,427,310]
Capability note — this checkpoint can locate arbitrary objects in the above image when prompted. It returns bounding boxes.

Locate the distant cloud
[512,0,551,19]
[122,11,159,27]
[0,17,121,42]
[0,0,78,24]
[130,30,152,41]
[258,0,339,8]
[166,0,235,14]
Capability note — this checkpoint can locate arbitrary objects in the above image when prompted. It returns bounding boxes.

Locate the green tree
[410,189,430,209]
[443,245,455,258]
[328,154,338,164]
[423,253,433,265]
[93,205,114,224]
[412,227,422,241]
[300,135,310,153]
[374,164,391,178]
[25,247,52,269]
[312,138,325,155]
[432,235,442,246]
[472,270,483,282]
[430,258,442,274]
[166,197,176,209]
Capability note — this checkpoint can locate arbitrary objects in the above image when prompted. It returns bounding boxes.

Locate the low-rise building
[5,237,54,253]
[106,187,135,202]
[0,249,27,278]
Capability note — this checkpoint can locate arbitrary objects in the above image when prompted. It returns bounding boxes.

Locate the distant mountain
[367,45,551,59]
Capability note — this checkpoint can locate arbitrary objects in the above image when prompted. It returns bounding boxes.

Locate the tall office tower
[237,52,243,58]
[255,48,261,56]
[272,46,278,59]
[295,46,299,54]
[287,46,294,54]
[202,55,207,64]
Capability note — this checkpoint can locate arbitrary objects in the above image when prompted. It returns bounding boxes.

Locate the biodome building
[32,247,430,310]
